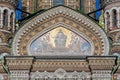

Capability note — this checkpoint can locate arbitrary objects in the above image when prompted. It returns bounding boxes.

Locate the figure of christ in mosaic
[30,27,92,56]
[54,29,67,48]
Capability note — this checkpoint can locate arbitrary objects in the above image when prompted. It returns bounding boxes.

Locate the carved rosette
[12,6,109,56]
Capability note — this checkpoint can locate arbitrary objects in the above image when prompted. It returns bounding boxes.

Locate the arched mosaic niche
[28,27,93,56]
[12,6,109,56]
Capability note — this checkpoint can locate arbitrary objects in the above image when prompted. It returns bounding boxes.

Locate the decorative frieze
[32,59,90,72]
[0,56,118,80]
[30,68,91,80]
[6,57,34,70]
[87,56,116,70]
[92,70,112,80]
[10,70,29,80]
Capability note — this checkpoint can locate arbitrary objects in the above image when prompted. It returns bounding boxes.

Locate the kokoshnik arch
[13,6,109,56]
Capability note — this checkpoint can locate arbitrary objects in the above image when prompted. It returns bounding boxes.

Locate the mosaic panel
[30,27,91,56]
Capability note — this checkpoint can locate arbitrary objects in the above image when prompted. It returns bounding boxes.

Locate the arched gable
[12,6,109,56]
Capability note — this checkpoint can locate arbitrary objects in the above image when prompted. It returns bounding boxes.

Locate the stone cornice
[2,56,117,72]
[5,57,34,70]
[87,56,117,70]
[32,59,90,72]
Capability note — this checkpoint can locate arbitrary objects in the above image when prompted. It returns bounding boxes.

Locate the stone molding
[31,69,90,79]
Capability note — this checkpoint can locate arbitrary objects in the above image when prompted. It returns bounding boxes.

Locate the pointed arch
[28,23,93,56]
[3,9,8,27]
[106,12,110,31]
[0,7,11,29]
[112,9,117,28]
[10,10,15,32]
[10,12,13,28]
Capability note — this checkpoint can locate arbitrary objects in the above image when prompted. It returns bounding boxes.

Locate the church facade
[0,0,120,80]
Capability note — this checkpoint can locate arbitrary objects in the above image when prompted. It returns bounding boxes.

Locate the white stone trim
[112,42,120,45]
[116,8,119,28]
[0,29,11,33]
[0,7,3,28]
[104,10,110,32]
[8,12,11,30]
[92,70,112,80]
[10,70,29,80]
[118,7,120,28]
[0,43,8,46]
[12,12,15,32]
[30,68,90,79]
[9,10,15,32]
[109,29,120,33]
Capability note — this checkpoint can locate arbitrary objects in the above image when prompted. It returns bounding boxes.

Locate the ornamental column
[8,12,11,30]
[110,12,112,30]
[0,10,3,28]
[118,10,120,28]
[12,13,15,32]
[104,12,108,32]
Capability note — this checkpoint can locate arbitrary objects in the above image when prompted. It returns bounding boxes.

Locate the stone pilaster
[10,70,29,80]
[8,12,11,30]
[12,13,15,33]
[0,10,3,28]
[0,60,8,80]
[5,56,34,80]
[87,56,117,80]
